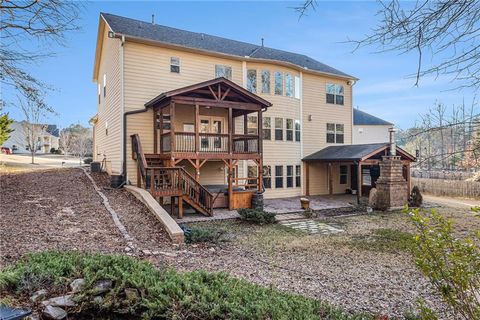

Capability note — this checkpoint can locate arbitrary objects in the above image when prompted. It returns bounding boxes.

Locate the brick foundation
[375,156,408,210]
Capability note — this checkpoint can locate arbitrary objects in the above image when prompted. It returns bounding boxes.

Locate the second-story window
[170,57,180,73]
[247,115,257,135]
[286,119,293,141]
[97,83,101,104]
[295,120,301,142]
[262,117,271,140]
[261,70,270,94]
[247,69,257,93]
[215,65,232,80]
[326,83,344,105]
[275,118,283,141]
[326,123,344,143]
[103,74,107,97]
[285,73,293,97]
[274,71,283,95]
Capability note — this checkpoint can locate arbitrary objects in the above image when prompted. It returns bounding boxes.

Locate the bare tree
[18,98,54,164]
[296,0,480,90]
[0,0,83,106]
[58,128,73,157]
[64,124,92,164]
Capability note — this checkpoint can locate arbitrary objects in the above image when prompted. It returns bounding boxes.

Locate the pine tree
[0,113,14,145]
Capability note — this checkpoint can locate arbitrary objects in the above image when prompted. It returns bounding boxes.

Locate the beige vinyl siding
[302,74,353,194]
[119,39,354,195]
[124,42,243,113]
[176,160,226,185]
[94,27,123,175]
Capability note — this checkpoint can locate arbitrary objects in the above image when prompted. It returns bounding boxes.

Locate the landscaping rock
[69,278,85,293]
[42,305,67,320]
[42,295,76,307]
[154,251,177,257]
[30,289,47,303]
[124,288,139,301]
[25,313,40,320]
[93,280,113,294]
[93,296,104,304]
[142,249,152,255]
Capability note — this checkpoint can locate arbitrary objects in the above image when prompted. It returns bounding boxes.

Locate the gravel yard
[2,169,478,318]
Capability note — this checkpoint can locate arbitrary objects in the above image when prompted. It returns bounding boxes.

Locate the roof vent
[261,38,264,47]
[201,33,205,40]
[151,14,155,24]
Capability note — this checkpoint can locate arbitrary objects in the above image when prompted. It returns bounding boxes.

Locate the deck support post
[228,159,233,210]
[406,162,411,195]
[170,101,175,154]
[178,196,183,219]
[159,108,164,153]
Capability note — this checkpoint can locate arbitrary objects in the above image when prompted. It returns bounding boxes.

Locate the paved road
[423,195,480,208]
[0,153,81,172]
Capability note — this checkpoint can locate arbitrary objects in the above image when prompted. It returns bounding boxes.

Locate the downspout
[120,35,126,180]
[242,61,247,180]
[122,108,148,183]
[299,71,304,195]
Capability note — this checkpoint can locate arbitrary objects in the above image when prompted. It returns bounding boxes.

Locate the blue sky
[3,1,477,129]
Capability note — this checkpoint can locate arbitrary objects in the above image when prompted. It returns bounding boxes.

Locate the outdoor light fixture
[308,115,312,121]
[108,31,115,38]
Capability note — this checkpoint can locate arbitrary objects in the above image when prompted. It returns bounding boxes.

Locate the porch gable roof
[144,77,273,109]
[302,143,415,162]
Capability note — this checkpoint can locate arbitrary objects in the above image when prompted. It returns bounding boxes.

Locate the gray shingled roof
[303,143,389,161]
[353,109,393,126]
[101,13,354,79]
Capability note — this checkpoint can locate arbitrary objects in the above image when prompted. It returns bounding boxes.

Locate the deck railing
[160,131,259,154]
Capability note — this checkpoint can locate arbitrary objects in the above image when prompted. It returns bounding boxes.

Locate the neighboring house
[3,121,60,154]
[91,13,414,216]
[353,109,393,144]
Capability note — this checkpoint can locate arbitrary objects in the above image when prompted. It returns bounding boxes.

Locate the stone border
[124,185,184,244]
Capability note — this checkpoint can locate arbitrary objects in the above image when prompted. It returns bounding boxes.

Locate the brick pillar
[375,156,408,210]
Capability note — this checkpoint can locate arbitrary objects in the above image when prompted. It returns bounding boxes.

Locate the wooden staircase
[131,134,213,217]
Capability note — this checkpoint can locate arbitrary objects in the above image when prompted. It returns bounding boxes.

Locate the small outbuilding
[302,143,416,200]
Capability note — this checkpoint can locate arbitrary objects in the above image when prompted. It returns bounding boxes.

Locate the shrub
[49,147,57,154]
[0,251,374,319]
[238,208,276,224]
[407,207,480,320]
[183,226,225,244]
[83,157,93,164]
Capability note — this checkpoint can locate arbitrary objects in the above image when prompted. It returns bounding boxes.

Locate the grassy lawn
[184,207,478,318]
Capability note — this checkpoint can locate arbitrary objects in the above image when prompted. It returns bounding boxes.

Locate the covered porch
[133,78,272,217]
[302,143,416,202]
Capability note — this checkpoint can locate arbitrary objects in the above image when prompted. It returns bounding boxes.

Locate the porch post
[357,161,362,204]
[407,162,411,195]
[257,109,262,155]
[195,104,199,154]
[159,108,164,153]
[153,108,158,153]
[305,162,310,196]
[328,162,333,195]
[228,107,233,154]
[170,101,175,155]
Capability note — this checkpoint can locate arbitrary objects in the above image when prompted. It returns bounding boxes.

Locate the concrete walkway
[423,195,480,209]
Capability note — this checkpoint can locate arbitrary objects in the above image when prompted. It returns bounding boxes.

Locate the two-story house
[91,13,414,217]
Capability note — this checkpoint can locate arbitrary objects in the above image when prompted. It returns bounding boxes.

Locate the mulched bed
[0,168,126,266]
[90,172,171,252]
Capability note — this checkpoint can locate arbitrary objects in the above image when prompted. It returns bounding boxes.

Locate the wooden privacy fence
[412,178,480,199]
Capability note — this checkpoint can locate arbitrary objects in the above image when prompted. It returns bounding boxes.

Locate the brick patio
[173,194,356,223]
